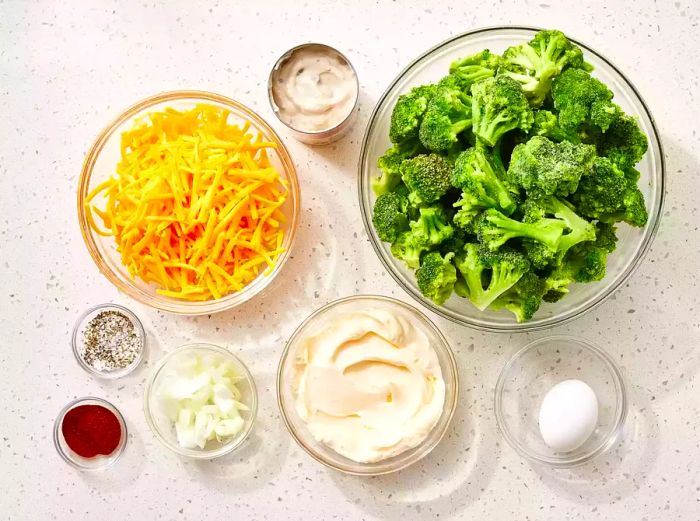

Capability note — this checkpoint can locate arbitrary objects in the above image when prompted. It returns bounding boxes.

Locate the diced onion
[157,352,249,449]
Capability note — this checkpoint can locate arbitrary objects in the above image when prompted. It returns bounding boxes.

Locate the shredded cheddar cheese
[86,104,288,301]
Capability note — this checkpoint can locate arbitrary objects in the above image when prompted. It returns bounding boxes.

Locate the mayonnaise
[291,307,445,463]
[270,44,358,135]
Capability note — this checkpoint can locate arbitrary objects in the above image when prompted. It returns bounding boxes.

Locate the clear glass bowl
[77,91,300,315]
[53,397,128,471]
[494,335,627,467]
[277,295,459,475]
[358,26,665,332]
[143,343,258,459]
[71,303,146,379]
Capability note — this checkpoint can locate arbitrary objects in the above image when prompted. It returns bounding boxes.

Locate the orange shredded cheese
[86,104,288,301]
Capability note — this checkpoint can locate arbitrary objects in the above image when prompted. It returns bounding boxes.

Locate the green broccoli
[390,231,428,269]
[491,271,546,322]
[543,242,608,302]
[419,85,473,152]
[477,207,566,252]
[470,76,534,146]
[572,157,648,227]
[401,153,453,206]
[551,68,613,131]
[500,30,586,106]
[507,136,596,196]
[593,221,618,253]
[449,50,502,90]
[409,206,454,246]
[373,140,424,195]
[530,109,580,143]
[451,145,518,215]
[589,100,619,132]
[595,110,649,170]
[439,226,470,257]
[454,244,530,310]
[416,252,457,304]
[389,85,437,144]
[520,195,596,268]
[372,192,409,243]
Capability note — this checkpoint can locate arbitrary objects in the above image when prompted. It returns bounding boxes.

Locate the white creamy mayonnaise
[271,44,357,133]
[292,307,445,463]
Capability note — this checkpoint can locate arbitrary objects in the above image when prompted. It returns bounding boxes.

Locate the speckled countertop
[1,1,699,519]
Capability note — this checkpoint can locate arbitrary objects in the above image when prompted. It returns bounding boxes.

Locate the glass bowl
[71,303,146,379]
[53,397,128,471]
[143,343,258,459]
[358,26,665,332]
[77,91,300,315]
[277,295,459,475]
[494,335,627,467]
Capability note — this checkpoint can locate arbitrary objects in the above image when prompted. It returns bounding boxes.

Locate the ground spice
[61,404,122,458]
[80,310,142,371]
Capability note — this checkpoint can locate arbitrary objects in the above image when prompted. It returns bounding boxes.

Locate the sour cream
[291,307,445,463]
[269,44,358,139]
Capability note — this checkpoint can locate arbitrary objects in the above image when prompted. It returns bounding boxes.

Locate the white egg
[538,379,599,453]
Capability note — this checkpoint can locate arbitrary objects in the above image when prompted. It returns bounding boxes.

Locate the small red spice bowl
[53,397,127,470]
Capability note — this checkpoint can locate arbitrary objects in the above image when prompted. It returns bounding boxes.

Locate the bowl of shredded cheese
[78,91,300,314]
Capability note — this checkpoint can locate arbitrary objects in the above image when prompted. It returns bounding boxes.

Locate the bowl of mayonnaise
[276,295,458,475]
[268,43,359,145]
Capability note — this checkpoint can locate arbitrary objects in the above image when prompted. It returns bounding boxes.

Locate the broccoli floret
[520,195,596,268]
[551,68,613,131]
[390,231,428,269]
[372,192,409,243]
[389,85,437,144]
[507,136,596,196]
[491,271,546,322]
[470,76,534,146]
[439,226,470,257]
[477,208,566,252]
[571,157,648,227]
[451,145,518,216]
[530,110,580,143]
[416,252,457,305]
[596,110,649,170]
[449,50,502,90]
[500,30,586,106]
[454,244,530,310]
[589,100,619,132]
[543,243,608,302]
[409,206,454,246]
[373,140,425,195]
[400,153,453,206]
[418,85,473,151]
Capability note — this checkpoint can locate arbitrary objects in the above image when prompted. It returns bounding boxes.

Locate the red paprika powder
[61,404,122,458]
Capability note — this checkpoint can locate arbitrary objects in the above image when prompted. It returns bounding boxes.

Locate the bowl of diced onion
[78,91,300,315]
[143,343,258,459]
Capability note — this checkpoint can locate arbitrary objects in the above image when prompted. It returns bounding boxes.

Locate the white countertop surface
[2,1,699,519]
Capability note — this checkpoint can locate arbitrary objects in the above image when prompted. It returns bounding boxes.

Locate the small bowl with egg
[143,343,258,459]
[78,91,300,315]
[494,335,627,467]
[277,295,459,475]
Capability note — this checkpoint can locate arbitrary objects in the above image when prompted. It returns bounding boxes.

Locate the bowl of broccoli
[359,27,664,331]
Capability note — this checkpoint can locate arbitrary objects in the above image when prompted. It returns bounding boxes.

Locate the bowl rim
[71,302,146,379]
[143,342,259,459]
[77,90,301,315]
[53,396,128,471]
[493,334,628,467]
[276,294,459,475]
[357,25,666,332]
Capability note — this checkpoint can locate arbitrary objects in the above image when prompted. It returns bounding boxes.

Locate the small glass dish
[77,91,300,315]
[72,303,146,379]
[358,26,665,331]
[494,335,627,467]
[277,295,459,475]
[53,397,128,471]
[143,343,258,459]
